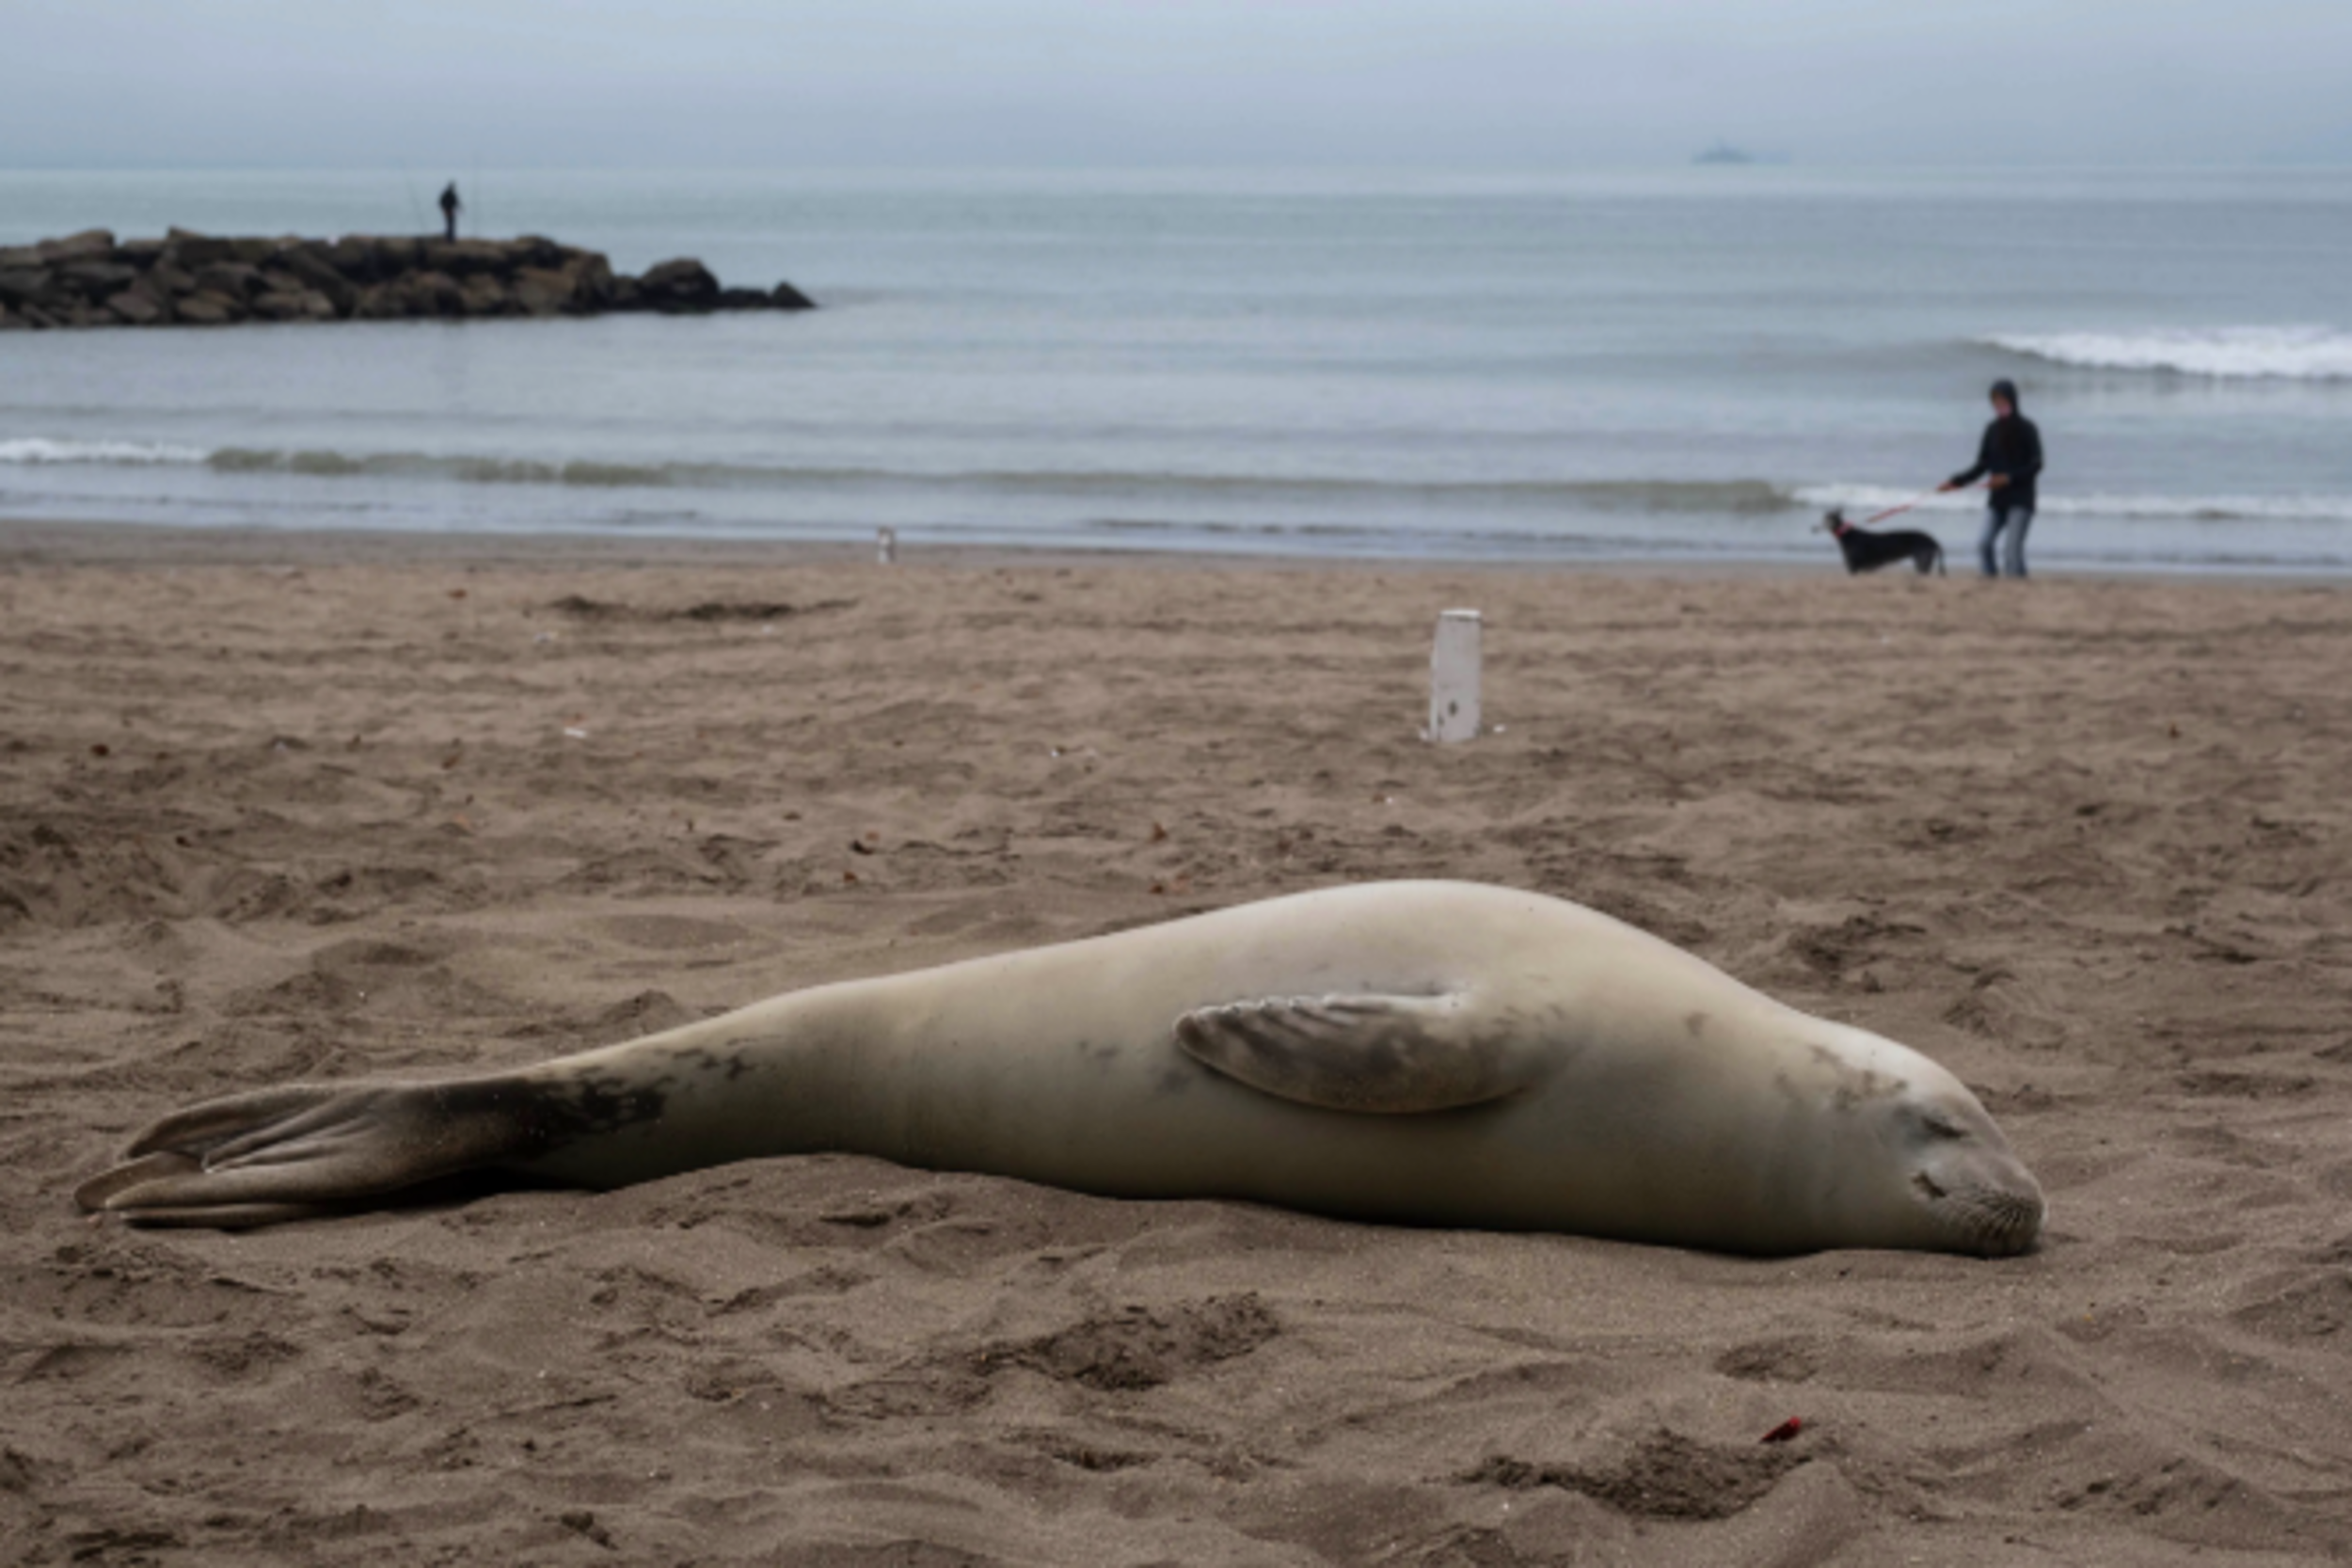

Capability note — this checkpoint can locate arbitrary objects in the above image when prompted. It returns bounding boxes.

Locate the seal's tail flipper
[1175,991,1534,1114]
[76,1081,520,1228]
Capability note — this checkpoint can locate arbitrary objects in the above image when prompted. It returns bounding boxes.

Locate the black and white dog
[1822,511,1945,576]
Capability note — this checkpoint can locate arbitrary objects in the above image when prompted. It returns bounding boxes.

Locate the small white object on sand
[1428,609,1482,743]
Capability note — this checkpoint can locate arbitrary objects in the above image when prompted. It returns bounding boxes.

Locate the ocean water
[3,166,2348,570]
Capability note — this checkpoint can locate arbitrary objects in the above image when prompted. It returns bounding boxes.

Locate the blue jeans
[1979,504,2033,578]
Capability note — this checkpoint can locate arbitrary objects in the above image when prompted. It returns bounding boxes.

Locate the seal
[76,881,2044,1256]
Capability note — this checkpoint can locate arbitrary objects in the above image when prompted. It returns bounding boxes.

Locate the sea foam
[0,437,211,466]
[1986,326,2352,380]
[1798,483,2352,525]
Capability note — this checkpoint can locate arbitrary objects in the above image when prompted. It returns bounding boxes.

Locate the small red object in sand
[1760,1418,1804,1445]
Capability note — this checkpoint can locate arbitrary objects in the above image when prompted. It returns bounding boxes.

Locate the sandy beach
[4,524,2350,1566]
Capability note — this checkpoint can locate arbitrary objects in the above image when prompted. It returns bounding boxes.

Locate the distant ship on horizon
[1694,140,1790,166]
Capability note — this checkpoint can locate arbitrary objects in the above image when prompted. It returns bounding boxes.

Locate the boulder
[56,261,141,301]
[112,237,168,267]
[105,288,169,326]
[373,235,421,273]
[350,283,408,321]
[326,235,380,280]
[250,288,337,324]
[38,229,115,263]
[713,287,770,310]
[0,269,53,309]
[564,252,617,309]
[228,237,280,264]
[457,274,511,316]
[194,261,264,302]
[0,303,22,331]
[772,280,817,309]
[504,234,565,271]
[0,245,40,270]
[273,246,357,314]
[423,239,512,277]
[405,271,466,316]
[147,262,199,297]
[271,242,330,278]
[511,266,578,316]
[172,292,242,326]
[162,231,237,270]
[635,258,719,309]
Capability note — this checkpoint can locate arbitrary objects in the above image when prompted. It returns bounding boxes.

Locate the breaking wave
[1985,326,2352,381]
[1797,483,2352,525]
[0,437,212,466]
[12,436,2347,534]
[5,439,1802,513]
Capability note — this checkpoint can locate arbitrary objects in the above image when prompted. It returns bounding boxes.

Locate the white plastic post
[876,527,898,564]
[1428,609,1482,743]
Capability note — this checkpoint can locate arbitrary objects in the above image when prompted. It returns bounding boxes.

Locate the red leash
[1857,481,1984,526]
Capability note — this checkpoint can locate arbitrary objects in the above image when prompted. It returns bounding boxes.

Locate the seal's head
[1802,1033,2045,1258]
[1879,1086,2044,1257]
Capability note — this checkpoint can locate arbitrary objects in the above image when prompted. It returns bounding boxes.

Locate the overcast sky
[7,0,2347,169]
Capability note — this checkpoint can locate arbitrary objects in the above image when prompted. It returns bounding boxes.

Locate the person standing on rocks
[438,182,462,242]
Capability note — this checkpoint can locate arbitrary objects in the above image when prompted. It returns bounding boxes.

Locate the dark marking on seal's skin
[1806,1043,1901,1112]
[427,1070,672,1163]
[675,1046,754,1083]
[1684,1011,1709,1038]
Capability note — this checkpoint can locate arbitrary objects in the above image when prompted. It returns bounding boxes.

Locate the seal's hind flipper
[77,1081,530,1227]
[1174,992,1535,1114]
[71,1143,339,1229]
[72,1148,206,1212]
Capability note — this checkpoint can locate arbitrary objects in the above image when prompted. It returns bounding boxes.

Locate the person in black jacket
[1939,379,2042,578]
[438,182,462,243]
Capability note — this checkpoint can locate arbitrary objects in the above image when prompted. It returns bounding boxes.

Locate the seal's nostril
[1912,1171,1947,1199]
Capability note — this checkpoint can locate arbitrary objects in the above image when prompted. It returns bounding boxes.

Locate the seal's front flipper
[75,1081,529,1228]
[1174,992,1537,1114]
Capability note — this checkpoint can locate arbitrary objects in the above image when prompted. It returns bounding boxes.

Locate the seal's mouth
[1893,1101,2043,1257]
[1932,1178,2044,1258]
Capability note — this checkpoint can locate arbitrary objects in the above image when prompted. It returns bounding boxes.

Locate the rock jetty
[0,229,815,330]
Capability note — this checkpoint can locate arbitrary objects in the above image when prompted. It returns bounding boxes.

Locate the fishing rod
[397,166,427,234]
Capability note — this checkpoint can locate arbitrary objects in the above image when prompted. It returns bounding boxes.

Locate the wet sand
[4,526,2350,1565]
